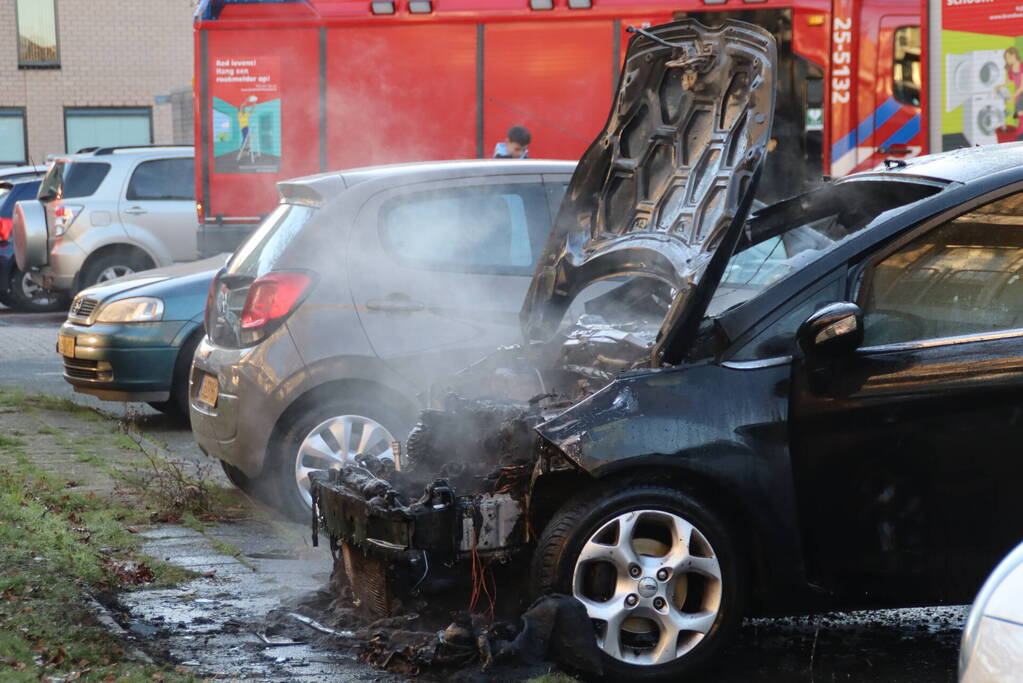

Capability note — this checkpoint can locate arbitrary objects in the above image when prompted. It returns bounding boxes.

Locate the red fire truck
[193,0,923,254]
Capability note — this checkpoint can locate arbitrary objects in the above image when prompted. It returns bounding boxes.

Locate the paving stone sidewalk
[0,390,347,679]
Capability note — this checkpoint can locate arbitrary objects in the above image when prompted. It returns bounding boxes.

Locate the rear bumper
[39,240,87,292]
[188,330,302,477]
[58,319,189,401]
[0,246,15,285]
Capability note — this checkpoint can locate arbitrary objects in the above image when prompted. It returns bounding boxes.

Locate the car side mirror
[797,302,864,358]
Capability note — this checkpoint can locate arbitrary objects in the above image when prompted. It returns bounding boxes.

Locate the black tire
[5,265,68,312]
[532,483,747,681]
[266,392,415,521]
[78,250,152,290]
[221,459,254,494]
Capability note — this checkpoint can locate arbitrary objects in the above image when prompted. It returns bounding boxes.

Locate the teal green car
[58,255,228,416]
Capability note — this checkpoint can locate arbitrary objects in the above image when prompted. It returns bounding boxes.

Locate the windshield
[38,161,110,200]
[708,179,945,316]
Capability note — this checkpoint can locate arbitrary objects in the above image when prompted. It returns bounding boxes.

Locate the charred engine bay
[309,294,671,674]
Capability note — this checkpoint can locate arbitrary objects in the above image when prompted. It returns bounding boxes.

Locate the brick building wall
[0,0,194,163]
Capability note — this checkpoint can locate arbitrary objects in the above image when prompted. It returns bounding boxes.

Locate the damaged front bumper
[313,472,527,560]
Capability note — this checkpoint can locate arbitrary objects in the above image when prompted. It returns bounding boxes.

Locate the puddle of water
[116,521,377,680]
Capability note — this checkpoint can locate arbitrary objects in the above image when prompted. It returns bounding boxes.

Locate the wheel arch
[76,243,157,292]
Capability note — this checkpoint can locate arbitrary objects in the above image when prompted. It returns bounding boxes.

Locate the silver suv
[13,145,196,295]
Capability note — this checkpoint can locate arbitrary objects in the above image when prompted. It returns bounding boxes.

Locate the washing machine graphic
[946,49,1006,112]
[961,93,1005,145]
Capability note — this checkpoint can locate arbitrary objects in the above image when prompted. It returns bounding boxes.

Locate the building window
[0,109,28,166]
[64,108,153,154]
[16,0,59,68]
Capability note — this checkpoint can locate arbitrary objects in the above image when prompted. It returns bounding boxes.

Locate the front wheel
[532,484,746,680]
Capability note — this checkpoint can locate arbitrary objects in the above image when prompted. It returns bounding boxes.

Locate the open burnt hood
[520,19,776,365]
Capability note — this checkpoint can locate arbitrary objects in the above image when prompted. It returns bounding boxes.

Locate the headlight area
[94,297,165,323]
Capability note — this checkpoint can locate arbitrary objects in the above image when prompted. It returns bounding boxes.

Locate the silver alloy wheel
[18,271,56,304]
[97,265,135,282]
[294,414,395,507]
[572,509,722,666]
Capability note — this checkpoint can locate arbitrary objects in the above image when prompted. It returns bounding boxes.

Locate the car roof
[0,175,43,190]
[0,164,48,180]
[51,145,193,163]
[278,159,577,206]
[864,142,1023,185]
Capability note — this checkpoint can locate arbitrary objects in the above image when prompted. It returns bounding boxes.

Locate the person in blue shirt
[493,125,531,159]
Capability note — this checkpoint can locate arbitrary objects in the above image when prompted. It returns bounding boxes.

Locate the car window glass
[125,158,194,201]
[861,192,1023,346]
[546,182,569,214]
[730,278,844,360]
[709,180,943,315]
[0,181,39,217]
[228,203,316,279]
[38,161,110,199]
[380,183,548,274]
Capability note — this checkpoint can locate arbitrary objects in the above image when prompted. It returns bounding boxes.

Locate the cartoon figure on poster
[237,95,258,163]
[211,57,281,174]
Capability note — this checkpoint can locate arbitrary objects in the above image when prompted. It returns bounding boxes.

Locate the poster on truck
[930,0,1023,151]
[212,56,281,173]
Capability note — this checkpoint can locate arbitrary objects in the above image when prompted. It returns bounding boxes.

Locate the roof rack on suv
[90,144,192,156]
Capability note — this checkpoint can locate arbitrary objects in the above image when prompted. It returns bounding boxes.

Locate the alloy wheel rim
[294,414,395,507]
[19,272,56,304]
[97,265,135,282]
[572,509,722,666]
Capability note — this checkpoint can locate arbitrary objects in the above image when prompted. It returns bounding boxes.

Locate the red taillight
[240,272,311,330]
[0,217,11,242]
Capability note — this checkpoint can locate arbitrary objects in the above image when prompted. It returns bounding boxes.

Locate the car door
[790,187,1023,606]
[119,157,197,262]
[347,173,555,388]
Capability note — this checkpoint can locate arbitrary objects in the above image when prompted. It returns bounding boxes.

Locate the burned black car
[314,19,1023,681]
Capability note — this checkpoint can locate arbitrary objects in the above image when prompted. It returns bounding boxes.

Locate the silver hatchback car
[190,159,574,517]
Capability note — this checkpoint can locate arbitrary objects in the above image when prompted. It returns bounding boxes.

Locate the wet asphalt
[0,305,968,681]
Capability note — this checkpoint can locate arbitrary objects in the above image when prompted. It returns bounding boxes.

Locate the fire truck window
[893,27,921,107]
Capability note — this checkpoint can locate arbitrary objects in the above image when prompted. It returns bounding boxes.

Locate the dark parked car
[313,20,1023,681]
[58,256,226,415]
[0,175,64,312]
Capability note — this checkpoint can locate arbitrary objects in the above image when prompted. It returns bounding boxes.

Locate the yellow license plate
[197,374,219,408]
[57,334,75,357]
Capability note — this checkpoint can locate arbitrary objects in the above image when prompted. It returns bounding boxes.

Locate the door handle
[124,206,147,215]
[877,146,911,156]
[366,298,425,313]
